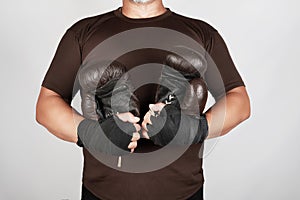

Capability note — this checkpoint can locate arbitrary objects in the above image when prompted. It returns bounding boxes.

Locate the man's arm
[35,86,140,151]
[205,86,250,139]
[35,86,83,143]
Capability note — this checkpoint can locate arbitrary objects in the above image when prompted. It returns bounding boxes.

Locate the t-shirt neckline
[113,7,172,23]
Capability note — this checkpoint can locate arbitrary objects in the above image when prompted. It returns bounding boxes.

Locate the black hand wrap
[77,116,136,155]
[147,105,208,146]
[149,47,209,146]
[76,60,140,155]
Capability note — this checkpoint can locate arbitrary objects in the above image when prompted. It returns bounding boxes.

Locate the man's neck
[122,0,166,19]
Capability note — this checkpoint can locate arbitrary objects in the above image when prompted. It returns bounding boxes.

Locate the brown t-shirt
[42,7,245,200]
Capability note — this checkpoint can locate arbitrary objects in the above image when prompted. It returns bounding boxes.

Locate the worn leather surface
[77,60,140,155]
[150,48,209,146]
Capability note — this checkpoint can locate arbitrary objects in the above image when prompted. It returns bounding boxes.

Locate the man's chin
[131,0,154,4]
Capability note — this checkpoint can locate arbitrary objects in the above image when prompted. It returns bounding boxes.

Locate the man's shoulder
[171,11,217,33]
[67,9,116,33]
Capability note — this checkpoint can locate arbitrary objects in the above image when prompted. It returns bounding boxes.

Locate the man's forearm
[205,86,250,139]
[36,87,84,143]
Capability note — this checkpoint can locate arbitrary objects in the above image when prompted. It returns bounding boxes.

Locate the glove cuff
[76,118,98,147]
[193,114,209,144]
[76,136,84,147]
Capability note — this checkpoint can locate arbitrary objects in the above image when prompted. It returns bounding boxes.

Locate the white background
[0,0,299,199]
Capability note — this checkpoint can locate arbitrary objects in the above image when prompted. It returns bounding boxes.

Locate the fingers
[131,132,140,141]
[149,102,166,113]
[128,132,139,153]
[141,121,147,132]
[133,123,141,132]
[141,112,150,139]
[142,129,150,139]
[116,112,140,123]
[128,141,137,153]
[142,111,152,132]
[128,132,140,153]
[116,111,141,135]
[141,103,166,139]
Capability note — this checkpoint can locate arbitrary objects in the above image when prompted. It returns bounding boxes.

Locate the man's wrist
[76,136,84,147]
[198,114,209,143]
[76,118,97,147]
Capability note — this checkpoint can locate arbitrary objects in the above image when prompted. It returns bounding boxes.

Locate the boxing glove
[77,60,140,155]
[155,47,207,108]
[147,80,209,146]
[147,48,209,146]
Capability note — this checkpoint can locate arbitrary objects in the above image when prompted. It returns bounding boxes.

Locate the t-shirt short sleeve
[204,30,245,100]
[41,28,82,104]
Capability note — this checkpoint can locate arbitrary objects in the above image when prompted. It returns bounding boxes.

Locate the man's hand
[77,60,141,155]
[116,112,141,153]
[142,103,208,146]
[142,103,166,139]
[77,111,141,155]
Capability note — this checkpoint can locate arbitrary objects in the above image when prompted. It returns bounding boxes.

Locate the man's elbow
[228,86,251,123]
[35,99,45,126]
[240,92,251,122]
[241,102,251,122]
[36,93,51,126]
[35,86,59,126]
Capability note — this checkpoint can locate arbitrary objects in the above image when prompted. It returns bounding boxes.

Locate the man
[36,0,250,199]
